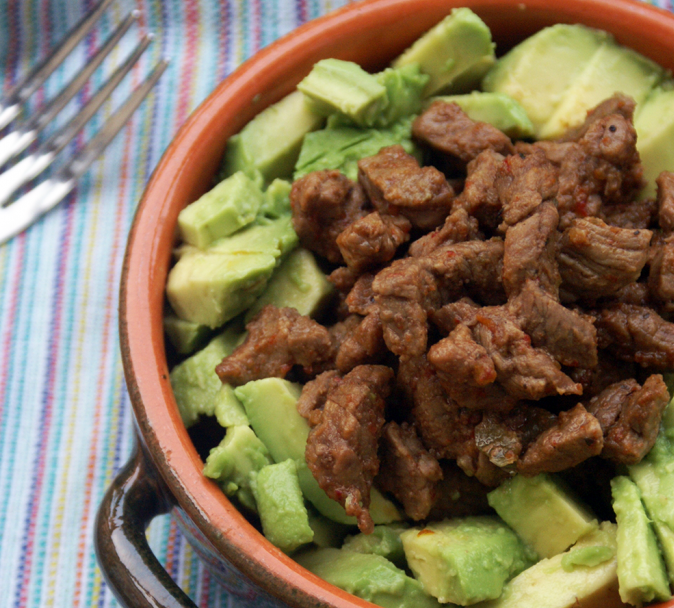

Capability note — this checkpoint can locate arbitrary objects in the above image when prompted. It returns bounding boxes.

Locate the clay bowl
[95,0,674,606]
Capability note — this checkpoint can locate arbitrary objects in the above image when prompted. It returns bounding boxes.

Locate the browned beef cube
[334,312,386,373]
[215,305,333,386]
[518,404,604,476]
[305,365,394,534]
[357,145,454,230]
[599,198,658,230]
[297,370,341,426]
[648,234,674,305]
[408,207,480,258]
[345,273,376,316]
[558,217,652,299]
[377,422,443,521]
[568,352,636,399]
[474,412,522,469]
[290,169,368,263]
[560,94,636,142]
[657,171,674,234]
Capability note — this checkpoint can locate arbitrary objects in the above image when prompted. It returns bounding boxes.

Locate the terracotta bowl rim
[120,0,674,606]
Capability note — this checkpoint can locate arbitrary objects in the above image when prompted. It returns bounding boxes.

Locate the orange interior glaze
[120,0,674,606]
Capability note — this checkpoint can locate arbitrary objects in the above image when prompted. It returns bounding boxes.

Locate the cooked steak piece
[408,207,480,258]
[426,461,492,521]
[496,147,558,228]
[336,212,411,274]
[518,404,604,476]
[215,305,333,386]
[558,217,652,299]
[305,365,394,534]
[657,171,674,234]
[329,266,359,293]
[345,273,376,316]
[412,101,514,167]
[503,202,561,298]
[648,234,674,305]
[599,197,658,230]
[335,312,386,373]
[587,375,670,464]
[358,145,454,230]
[567,351,636,399]
[377,421,443,521]
[290,169,368,264]
[429,297,480,334]
[612,282,652,307]
[509,281,598,368]
[297,370,341,426]
[474,412,522,469]
[595,303,674,369]
[560,94,637,142]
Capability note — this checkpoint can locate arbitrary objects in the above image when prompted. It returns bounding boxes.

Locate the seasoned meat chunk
[558,217,652,299]
[345,273,376,316]
[297,370,341,426]
[474,412,522,469]
[599,198,658,230]
[509,281,598,368]
[377,422,443,521]
[503,202,560,298]
[560,94,637,142]
[335,313,386,373]
[568,352,636,399]
[595,303,674,369]
[648,235,674,305]
[290,170,368,263]
[329,266,359,293]
[587,375,670,464]
[429,297,480,334]
[412,101,514,167]
[305,365,394,534]
[358,145,454,230]
[215,306,333,386]
[408,207,480,258]
[518,404,604,476]
[336,212,411,273]
[657,171,674,234]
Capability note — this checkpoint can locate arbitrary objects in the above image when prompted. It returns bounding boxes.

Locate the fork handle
[95,438,198,608]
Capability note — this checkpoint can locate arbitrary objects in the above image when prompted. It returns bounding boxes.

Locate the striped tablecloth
[0,0,670,606]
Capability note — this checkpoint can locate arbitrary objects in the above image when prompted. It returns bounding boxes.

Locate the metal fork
[0,0,168,245]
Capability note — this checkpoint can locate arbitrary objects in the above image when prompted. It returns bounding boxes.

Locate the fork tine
[0,10,141,168]
[0,34,154,207]
[0,0,115,130]
[0,60,168,246]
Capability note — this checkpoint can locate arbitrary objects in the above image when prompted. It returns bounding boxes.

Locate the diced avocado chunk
[374,64,429,127]
[166,250,276,328]
[220,90,324,184]
[234,378,402,526]
[482,24,610,136]
[342,523,409,568]
[561,546,615,572]
[539,40,666,139]
[245,248,334,322]
[393,8,495,96]
[477,523,622,608]
[400,516,535,605]
[260,178,292,219]
[169,325,245,427]
[252,458,314,553]
[611,475,671,607]
[296,548,442,608]
[307,507,353,549]
[177,172,264,249]
[203,424,272,511]
[294,116,417,181]
[488,474,597,558]
[207,215,298,259]
[213,384,248,427]
[298,59,387,127]
[163,313,212,355]
[431,92,534,139]
[635,88,674,198]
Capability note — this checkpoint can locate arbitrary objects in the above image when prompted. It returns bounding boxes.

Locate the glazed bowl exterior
[100,0,674,606]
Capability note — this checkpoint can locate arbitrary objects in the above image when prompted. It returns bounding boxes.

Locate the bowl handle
[95,437,198,608]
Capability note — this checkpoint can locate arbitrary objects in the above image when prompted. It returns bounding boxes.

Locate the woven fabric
[0,0,671,606]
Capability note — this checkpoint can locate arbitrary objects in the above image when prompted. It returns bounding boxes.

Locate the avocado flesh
[611,475,671,606]
[220,90,325,184]
[539,40,666,139]
[213,384,248,428]
[245,248,334,322]
[393,7,495,96]
[234,378,402,526]
[177,171,264,249]
[252,458,314,553]
[476,523,622,608]
[163,313,212,355]
[374,64,429,127]
[400,516,535,606]
[169,325,246,427]
[487,474,597,559]
[203,424,272,511]
[259,178,292,219]
[431,92,534,138]
[482,24,609,136]
[342,523,410,568]
[296,548,443,608]
[307,507,353,549]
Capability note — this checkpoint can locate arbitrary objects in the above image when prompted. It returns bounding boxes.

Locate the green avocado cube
[373,63,429,127]
[611,475,671,606]
[178,171,264,249]
[306,508,352,549]
[400,516,535,605]
[252,458,314,553]
[207,215,298,259]
[298,59,388,127]
[213,384,248,428]
[342,523,409,568]
[393,7,495,96]
[220,90,325,184]
[487,474,597,558]
[163,313,212,355]
[260,178,292,219]
[297,548,442,608]
[203,424,272,511]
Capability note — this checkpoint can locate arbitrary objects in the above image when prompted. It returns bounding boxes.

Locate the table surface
[0,0,670,606]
